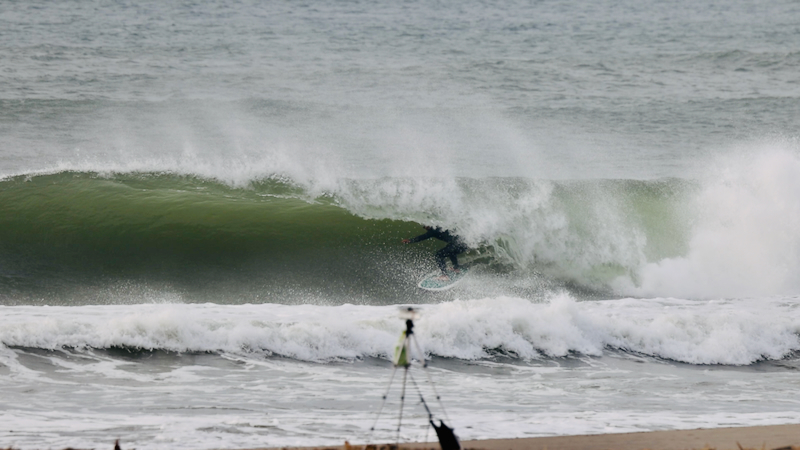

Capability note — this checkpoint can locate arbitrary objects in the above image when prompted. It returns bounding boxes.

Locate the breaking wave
[2,294,799,366]
[3,145,800,303]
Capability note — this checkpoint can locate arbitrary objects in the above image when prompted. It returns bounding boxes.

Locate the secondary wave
[2,295,799,365]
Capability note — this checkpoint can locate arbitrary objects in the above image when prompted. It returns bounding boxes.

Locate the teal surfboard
[417,268,469,291]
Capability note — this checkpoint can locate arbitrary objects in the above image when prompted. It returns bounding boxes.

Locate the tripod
[367,308,459,450]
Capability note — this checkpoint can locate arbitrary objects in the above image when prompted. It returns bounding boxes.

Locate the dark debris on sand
[2,440,799,450]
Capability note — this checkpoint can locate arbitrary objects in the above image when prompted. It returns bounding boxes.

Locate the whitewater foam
[3,294,799,365]
[617,144,800,298]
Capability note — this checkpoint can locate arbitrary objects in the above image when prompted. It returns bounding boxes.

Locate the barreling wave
[0,170,695,305]
[4,147,800,305]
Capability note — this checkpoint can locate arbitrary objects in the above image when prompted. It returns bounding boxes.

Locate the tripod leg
[367,365,398,442]
[408,371,433,421]
[397,365,409,444]
[410,334,451,422]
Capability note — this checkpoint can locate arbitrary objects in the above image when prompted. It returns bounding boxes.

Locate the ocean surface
[2,0,800,448]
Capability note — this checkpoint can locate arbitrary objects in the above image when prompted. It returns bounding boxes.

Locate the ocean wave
[0,170,692,302]
[2,295,799,365]
[5,147,800,303]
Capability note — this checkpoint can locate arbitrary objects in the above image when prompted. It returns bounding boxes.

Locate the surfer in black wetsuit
[403,226,468,280]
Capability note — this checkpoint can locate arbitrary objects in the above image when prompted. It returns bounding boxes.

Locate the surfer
[403,226,468,280]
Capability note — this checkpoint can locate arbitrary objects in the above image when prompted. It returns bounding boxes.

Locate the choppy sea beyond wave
[2,0,800,449]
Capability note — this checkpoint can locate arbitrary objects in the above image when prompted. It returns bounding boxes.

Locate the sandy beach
[260,424,800,450]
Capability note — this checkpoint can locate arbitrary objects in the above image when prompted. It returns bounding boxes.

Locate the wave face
[0,171,426,305]
[4,146,800,305]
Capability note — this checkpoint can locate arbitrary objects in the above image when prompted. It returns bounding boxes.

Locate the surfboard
[417,268,469,291]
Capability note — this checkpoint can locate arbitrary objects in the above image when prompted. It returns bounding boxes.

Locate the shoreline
[256,423,800,450]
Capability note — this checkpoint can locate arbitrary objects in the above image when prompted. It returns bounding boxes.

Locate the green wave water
[0,171,696,305]
[0,172,436,305]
